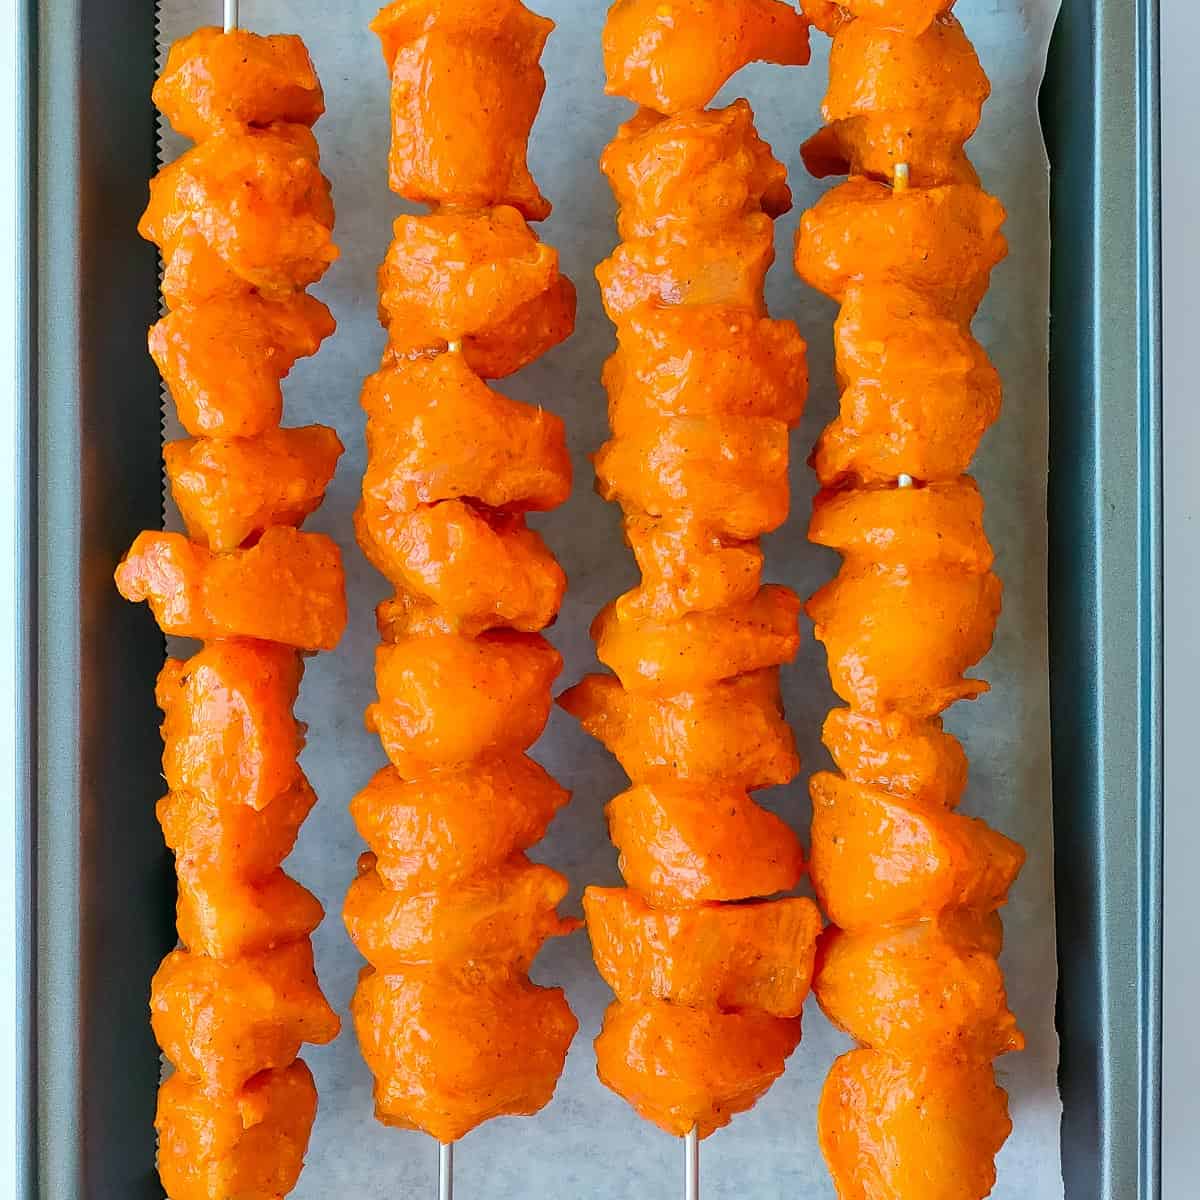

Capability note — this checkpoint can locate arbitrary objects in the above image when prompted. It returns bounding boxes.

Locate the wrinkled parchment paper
[157,2,1064,1194]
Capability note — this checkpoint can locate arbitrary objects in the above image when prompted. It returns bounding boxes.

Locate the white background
[0,1,1196,1197]
[1159,0,1197,1195]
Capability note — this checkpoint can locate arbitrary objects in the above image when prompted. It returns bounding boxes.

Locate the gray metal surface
[15,0,1163,1197]
[1042,0,1163,1196]
[25,0,175,1196]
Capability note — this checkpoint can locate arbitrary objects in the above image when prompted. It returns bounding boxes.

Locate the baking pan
[1041,0,1163,1196]
[16,0,1163,1197]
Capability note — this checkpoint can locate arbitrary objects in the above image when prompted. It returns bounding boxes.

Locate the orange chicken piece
[155,640,304,813]
[380,282,576,383]
[822,709,969,808]
[598,218,776,320]
[597,104,789,316]
[352,966,578,1143]
[175,866,324,961]
[156,1060,319,1200]
[819,1051,1012,1200]
[141,127,337,307]
[608,781,805,904]
[621,512,765,621]
[594,583,800,693]
[150,292,335,438]
[604,305,807,438]
[361,354,571,513]
[350,758,569,891]
[595,415,791,541]
[154,26,324,142]
[603,102,792,241]
[809,772,1025,931]
[158,776,316,881]
[560,669,799,791]
[603,0,811,113]
[356,498,566,635]
[448,274,577,380]
[372,0,553,220]
[367,632,561,774]
[586,889,821,1016]
[813,284,1002,485]
[802,0,954,37]
[595,1000,801,1138]
[815,910,1024,1060]
[810,477,995,571]
[795,177,1006,320]
[378,208,562,355]
[166,425,343,552]
[115,527,347,651]
[346,852,577,971]
[803,15,988,186]
[807,479,1000,714]
[151,942,339,1093]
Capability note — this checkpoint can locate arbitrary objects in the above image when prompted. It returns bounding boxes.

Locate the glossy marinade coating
[346,0,579,1141]
[795,5,1025,1197]
[116,29,343,1199]
[561,6,820,1141]
[117,528,346,651]
[803,0,955,37]
[604,0,811,114]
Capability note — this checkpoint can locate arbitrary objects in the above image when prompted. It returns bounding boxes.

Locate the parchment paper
[156,2,1064,1195]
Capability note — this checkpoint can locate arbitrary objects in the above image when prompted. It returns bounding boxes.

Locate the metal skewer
[223,0,238,34]
[684,1126,699,1200]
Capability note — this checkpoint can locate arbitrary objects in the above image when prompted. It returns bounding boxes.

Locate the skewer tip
[894,161,910,192]
[897,473,914,488]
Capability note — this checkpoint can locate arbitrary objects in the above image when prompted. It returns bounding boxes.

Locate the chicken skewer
[794,4,1026,1196]
[115,12,346,1197]
[345,2,580,1187]
[561,4,822,1194]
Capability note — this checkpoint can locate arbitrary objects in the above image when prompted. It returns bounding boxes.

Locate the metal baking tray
[15,0,1162,1195]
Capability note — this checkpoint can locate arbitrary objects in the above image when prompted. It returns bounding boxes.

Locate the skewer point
[898,473,914,488]
[894,161,910,193]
